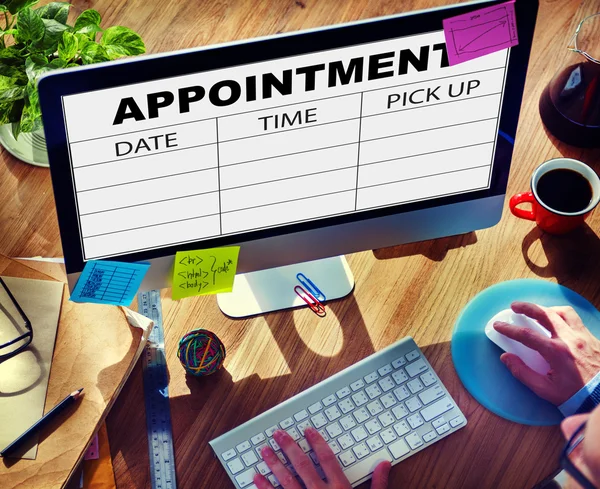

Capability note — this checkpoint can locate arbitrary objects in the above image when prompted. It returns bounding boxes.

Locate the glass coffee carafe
[539,13,600,148]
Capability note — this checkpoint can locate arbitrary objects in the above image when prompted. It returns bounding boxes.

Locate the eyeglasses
[561,421,597,489]
[0,276,33,363]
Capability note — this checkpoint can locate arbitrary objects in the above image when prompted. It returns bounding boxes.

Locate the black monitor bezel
[39,0,538,274]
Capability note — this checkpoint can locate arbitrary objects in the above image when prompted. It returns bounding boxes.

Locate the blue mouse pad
[451,279,600,426]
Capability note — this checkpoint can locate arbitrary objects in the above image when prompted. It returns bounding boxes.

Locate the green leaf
[15,7,45,43]
[100,26,145,59]
[3,0,39,15]
[24,54,56,83]
[74,23,102,41]
[34,2,70,24]
[73,9,101,30]
[58,30,76,62]
[0,84,25,102]
[0,46,26,65]
[36,18,70,53]
[80,42,109,64]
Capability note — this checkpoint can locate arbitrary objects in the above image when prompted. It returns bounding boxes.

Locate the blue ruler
[138,290,177,489]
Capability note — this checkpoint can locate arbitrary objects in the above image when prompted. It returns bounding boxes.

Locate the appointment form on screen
[61,30,509,261]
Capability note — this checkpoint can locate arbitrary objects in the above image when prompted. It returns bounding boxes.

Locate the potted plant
[0,1,145,166]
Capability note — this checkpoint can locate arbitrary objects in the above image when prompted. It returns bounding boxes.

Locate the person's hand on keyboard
[253,427,391,489]
[493,302,600,405]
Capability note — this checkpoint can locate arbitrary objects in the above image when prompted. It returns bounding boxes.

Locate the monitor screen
[39,0,538,284]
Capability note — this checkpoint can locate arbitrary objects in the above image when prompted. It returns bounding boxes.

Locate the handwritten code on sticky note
[172,247,240,300]
[443,0,518,66]
[70,260,150,306]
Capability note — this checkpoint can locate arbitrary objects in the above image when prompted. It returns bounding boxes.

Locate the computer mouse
[485,309,552,375]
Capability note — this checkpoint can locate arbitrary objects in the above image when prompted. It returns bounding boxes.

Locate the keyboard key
[407,378,424,394]
[269,438,281,451]
[286,427,300,441]
[393,420,410,437]
[405,397,423,412]
[352,391,369,407]
[256,461,271,475]
[280,417,294,429]
[318,429,329,441]
[322,394,337,406]
[393,386,410,401]
[268,474,281,487]
[256,443,268,460]
[235,468,257,487]
[310,452,319,464]
[432,417,446,428]
[298,438,311,453]
[366,400,384,416]
[392,369,408,385]
[407,413,424,429]
[308,402,323,414]
[339,450,357,467]
[227,458,245,475]
[366,435,384,451]
[406,350,420,362]
[419,384,444,405]
[405,358,427,377]
[338,398,355,414]
[378,376,396,392]
[378,411,395,427]
[351,426,368,442]
[326,421,343,439]
[380,393,397,409]
[405,432,424,450]
[325,406,342,421]
[328,440,341,454]
[340,415,357,431]
[222,448,236,461]
[364,371,379,383]
[344,450,394,484]
[266,425,278,437]
[336,386,352,399]
[294,410,309,422]
[311,413,328,429]
[366,384,382,399]
[392,356,406,369]
[297,420,312,435]
[365,419,382,434]
[350,379,365,391]
[242,450,259,466]
[389,439,411,459]
[423,431,437,443]
[420,397,454,421]
[251,433,266,445]
[392,404,408,419]
[380,428,397,444]
[420,371,436,386]
[353,442,370,459]
[450,416,465,428]
[378,364,393,376]
[353,407,370,424]
[436,423,451,435]
[236,441,251,453]
[338,433,355,450]
[276,452,287,464]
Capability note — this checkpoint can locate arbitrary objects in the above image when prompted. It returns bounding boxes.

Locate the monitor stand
[217,256,354,318]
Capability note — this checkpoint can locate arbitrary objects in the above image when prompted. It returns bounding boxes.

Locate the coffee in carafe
[539,14,600,148]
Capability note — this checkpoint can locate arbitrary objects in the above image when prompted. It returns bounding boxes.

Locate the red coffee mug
[509,158,600,234]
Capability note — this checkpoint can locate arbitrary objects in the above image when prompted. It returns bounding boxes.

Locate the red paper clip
[294,285,326,317]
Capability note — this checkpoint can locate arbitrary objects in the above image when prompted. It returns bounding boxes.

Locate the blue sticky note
[70,260,150,306]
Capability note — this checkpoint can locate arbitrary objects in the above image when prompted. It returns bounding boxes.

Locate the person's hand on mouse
[253,427,391,489]
[493,301,600,405]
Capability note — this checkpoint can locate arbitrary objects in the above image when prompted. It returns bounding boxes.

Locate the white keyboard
[210,337,466,488]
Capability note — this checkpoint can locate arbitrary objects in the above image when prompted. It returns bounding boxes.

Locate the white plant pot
[0,124,49,167]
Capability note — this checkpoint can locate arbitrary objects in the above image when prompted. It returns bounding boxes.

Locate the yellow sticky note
[172,247,240,300]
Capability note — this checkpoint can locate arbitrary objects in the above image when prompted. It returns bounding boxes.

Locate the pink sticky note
[443,0,518,66]
[84,434,100,460]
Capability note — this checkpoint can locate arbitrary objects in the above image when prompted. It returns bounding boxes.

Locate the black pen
[1,388,84,458]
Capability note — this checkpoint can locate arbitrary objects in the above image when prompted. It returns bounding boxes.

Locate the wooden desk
[1,1,600,488]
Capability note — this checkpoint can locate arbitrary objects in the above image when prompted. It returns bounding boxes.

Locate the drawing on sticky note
[443,0,518,66]
[70,260,150,306]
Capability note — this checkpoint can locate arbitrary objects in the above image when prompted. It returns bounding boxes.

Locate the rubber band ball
[177,329,226,376]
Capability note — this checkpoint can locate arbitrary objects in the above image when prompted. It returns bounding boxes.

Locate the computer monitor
[39,0,538,316]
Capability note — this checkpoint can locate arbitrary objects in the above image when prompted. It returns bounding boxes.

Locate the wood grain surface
[1,1,600,489]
